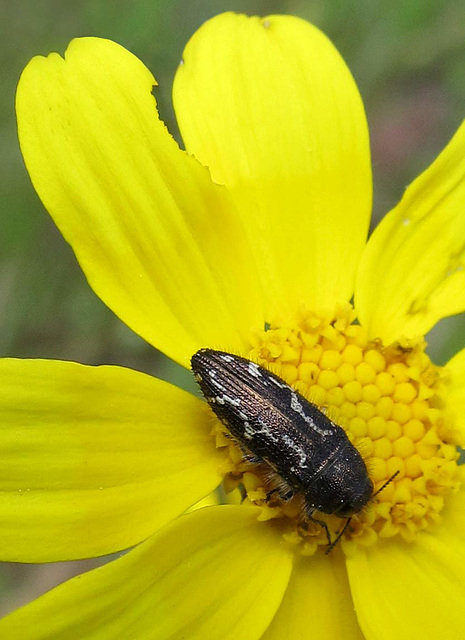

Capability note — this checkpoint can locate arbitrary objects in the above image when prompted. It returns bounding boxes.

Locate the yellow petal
[444,347,465,445]
[0,506,293,640]
[356,120,465,344]
[262,551,363,640]
[0,358,223,562]
[16,37,263,367]
[174,13,372,320]
[346,489,465,640]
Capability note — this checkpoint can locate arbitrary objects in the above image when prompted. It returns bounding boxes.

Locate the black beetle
[191,348,379,551]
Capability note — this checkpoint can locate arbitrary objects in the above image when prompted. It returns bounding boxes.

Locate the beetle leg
[306,509,333,547]
[266,483,294,503]
[324,517,352,554]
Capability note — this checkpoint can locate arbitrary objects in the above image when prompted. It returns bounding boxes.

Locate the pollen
[215,306,462,556]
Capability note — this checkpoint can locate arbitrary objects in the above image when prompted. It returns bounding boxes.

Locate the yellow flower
[2,11,465,639]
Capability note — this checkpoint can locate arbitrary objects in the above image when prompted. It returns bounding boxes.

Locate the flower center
[213,305,461,556]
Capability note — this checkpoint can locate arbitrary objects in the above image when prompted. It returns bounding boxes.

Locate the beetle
[191,348,384,551]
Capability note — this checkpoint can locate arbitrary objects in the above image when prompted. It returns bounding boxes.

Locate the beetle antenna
[372,470,400,500]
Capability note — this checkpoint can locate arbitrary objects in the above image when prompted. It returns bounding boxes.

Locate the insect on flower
[4,10,465,638]
[192,348,396,551]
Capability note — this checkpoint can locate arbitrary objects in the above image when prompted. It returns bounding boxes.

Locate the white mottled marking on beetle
[254,420,280,443]
[290,392,332,436]
[248,362,262,379]
[281,433,308,467]
[220,354,234,363]
[212,382,226,394]
[213,393,241,408]
[268,376,287,389]
[223,394,241,408]
[208,371,227,394]
[244,422,254,440]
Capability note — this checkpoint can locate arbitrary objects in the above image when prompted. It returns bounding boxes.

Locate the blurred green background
[1,0,465,617]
